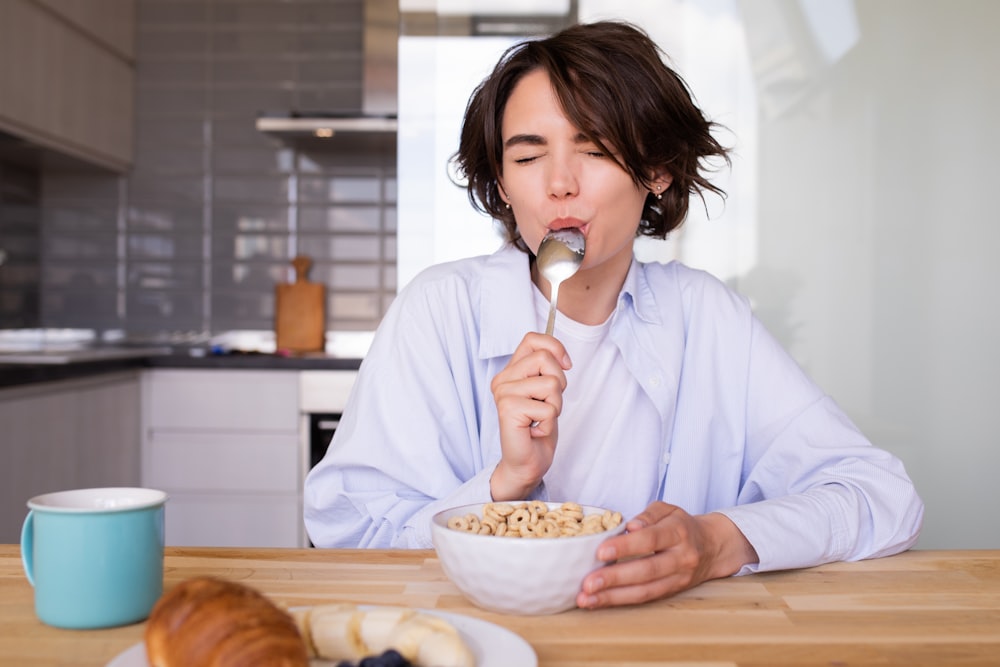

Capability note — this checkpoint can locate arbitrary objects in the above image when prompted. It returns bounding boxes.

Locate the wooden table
[2,546,999,666]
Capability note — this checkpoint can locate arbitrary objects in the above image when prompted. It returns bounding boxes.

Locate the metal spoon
[535,228,586,336]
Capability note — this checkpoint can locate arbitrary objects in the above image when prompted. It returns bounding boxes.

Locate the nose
[545,154,578,199]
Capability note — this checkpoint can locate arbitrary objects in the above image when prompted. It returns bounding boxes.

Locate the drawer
[144,432,301,493]
[144,369,299,431]
[162,493,302,547]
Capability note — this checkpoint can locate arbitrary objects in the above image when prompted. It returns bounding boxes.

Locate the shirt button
[649,376,661,387]
[662,452,671,465]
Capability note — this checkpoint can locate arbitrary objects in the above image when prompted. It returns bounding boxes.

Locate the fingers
[491,338,570,396]
[489,333,572,500]
[508,332,573,370]
[577,552,696,608]
[595,502,684,562]
[491,332,572,430]
[578,502,704,610]
[494,374,564,428]
[624,500,676,533]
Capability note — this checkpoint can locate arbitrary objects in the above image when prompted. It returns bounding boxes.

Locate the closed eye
[505,133,546,166]
[582,136,615,159]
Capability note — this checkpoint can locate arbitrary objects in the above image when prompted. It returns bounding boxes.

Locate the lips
[548,218,586,233]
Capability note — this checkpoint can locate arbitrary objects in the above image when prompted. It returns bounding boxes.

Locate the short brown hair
[451,20,731,249]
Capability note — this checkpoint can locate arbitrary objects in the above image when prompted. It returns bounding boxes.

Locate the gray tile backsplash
[43,265,118,290]
[129,262,203,291]
[127,204,204,232]
[298,206,381,233]
[213,176,291,203]
[44,233,119,260]
[0,160,42,328]
[43,205,120,232]
[31,0,395,337]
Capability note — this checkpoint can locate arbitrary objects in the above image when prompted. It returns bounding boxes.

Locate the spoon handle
[544,281,560,336]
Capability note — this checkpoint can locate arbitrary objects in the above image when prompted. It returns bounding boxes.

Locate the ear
[497,180,509,204]
[650,171,673,195]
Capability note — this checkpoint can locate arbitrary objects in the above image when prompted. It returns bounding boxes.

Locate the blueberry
[356,650,412,667]
[380,650,412,667]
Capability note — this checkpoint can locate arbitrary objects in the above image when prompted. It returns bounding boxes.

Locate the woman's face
[497,69,665,281]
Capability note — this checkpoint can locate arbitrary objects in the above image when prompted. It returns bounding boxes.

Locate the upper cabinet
[0,0,135,172]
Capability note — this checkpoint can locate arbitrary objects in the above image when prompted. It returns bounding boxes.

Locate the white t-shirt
[533,286,661,513]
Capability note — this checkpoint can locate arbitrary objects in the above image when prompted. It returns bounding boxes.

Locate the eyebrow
[503,132,593,150]
[504,134,545,149]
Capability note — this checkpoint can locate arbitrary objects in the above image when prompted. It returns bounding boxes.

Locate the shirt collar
[619,257,664,326]
[478,245,665,359]
[479,244,538,360]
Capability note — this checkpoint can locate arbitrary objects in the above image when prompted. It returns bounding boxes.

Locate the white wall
[737,0,1000,548]
[398,0,1000,548]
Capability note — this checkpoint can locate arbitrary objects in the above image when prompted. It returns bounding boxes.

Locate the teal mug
[20,487,167,629]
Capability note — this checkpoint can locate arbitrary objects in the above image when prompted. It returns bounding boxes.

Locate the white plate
[106,607,537,667]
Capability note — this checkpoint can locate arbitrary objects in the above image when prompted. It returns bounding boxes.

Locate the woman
[304,20,923,609]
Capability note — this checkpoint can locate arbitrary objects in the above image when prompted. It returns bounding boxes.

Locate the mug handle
[20,510,35,587]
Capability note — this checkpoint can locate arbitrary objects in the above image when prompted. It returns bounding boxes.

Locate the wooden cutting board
[275,255,325,353]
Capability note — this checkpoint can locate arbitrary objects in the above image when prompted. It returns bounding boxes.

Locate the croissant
[144,576,309,667]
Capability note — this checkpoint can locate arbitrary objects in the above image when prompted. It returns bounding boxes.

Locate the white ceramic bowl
[431,501,626,615]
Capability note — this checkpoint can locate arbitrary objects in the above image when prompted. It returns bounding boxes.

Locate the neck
[532,251,631,326]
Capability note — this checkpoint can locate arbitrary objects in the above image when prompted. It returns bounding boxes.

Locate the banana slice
[359,606,416,655]
[416,628,476,667]
[308,603,366,661]
[304,604,476,667]
[391,614,460,663]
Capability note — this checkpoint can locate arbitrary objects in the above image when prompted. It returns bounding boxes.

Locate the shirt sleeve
[303,272,497,549]
[718,317,924,573]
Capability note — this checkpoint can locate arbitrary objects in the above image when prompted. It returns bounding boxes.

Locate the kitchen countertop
[0,329,371,388]
[2,546,999,666]
[0,347,363,389]
[143,349,364,371]
[0,346,172,365]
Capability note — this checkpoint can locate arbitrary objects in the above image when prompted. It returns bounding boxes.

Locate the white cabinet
[141,369,303,547]
[0,370,142,543]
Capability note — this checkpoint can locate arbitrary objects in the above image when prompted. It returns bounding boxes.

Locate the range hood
[255,112,396,137]
[256,0,398,139]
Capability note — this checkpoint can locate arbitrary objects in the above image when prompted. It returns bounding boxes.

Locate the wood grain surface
[2,546,998,666]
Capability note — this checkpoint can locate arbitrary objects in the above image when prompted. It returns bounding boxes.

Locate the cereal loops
[445,502,623,538]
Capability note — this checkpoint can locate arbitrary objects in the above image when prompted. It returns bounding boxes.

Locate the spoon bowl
[536,228,586,336]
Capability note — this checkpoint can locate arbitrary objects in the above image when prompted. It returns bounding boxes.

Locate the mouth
[548,218,587,234]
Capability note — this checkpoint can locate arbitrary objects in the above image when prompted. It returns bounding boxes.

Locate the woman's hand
[489,332,572,501]
[576,501,759,609]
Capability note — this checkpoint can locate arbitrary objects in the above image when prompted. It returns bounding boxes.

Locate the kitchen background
[0,0,396,338]
[1,0,998,550]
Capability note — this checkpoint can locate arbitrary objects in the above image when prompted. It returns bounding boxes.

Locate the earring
[505,203,511,210]
[654,185,663,200]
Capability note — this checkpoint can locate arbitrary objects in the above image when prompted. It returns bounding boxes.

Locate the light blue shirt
[304,244,923,573]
